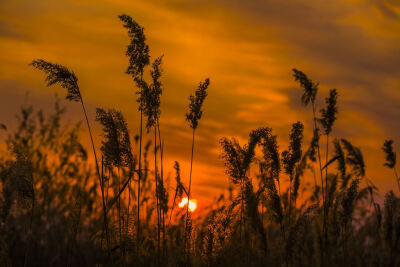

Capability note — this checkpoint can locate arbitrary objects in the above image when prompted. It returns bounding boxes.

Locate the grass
[0,14,399,267]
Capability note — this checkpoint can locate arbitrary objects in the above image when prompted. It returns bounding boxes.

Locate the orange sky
[0,0,399,208]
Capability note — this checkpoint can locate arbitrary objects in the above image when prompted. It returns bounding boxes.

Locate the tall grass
[382,140,399,192]
[119,14,150,253]
[29,60,110,250]
[185,78,210,251]
[0,14,399,267]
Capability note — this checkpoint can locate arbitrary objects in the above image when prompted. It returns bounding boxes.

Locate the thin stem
[127,169,131,256]
[154,124,161,256]
[24,175,35,267]
[79,97,109,250]
[168,188,178,226]
[312,168,318,200]
[394,168,400,193]
[101,157,110,250]
[312,102,324,203]
[185,128,196,250]
[106,168,109,205]
[288,174,292,228]
[312,101,325,266]
[137,101,143,252]
[118,168,122,256]
[127,169,131,253]
[325,134,329,207]
[157,121,166,255]
[324,134,329,261]
[80,97,101,187]
[276,176,286,251]
[107,169,145,213]
[240,177,244,243]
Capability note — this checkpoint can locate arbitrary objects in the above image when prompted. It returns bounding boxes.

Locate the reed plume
[119,14,150,80]
[282,122,304,227]
[30,60,81,102]
[319,89,338,136]
[282,122,304,176]
[220,137,248,242]
[145,56,164,130]
[292,69,325,206]
[96,108,133,170]
[259,128,280,188]
[145,55,164,254]
[341,139,365,178]
[319,88,338,198]
[319,88,338,256]
[186,78,210,130]
[29,59,109,249]
[169,161,187,225]
[119,14,150,251]
[219,127,268,247]
[96,108,135,253]
[185,78,210,250]
[382,140,399,192]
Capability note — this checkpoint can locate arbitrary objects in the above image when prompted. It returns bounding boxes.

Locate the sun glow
[178,197,197,212]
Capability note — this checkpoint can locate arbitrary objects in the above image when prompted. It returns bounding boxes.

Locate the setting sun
[178,197,197,212]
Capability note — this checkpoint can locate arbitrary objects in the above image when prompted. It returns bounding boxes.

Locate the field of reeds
[0,14,399,267]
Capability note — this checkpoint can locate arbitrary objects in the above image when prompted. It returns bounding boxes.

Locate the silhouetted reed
[29,59,110,250]
[146,55,164,255]
[320,88,338,204]
[169,161,187,225]
[292,69,324,201]
[185,78,210,250]
[96,108,134,255]
[119,14,150,252]
[319,88,338,259]
[382,140,399,192]
[282,122,304,225]
[96,108,133,170]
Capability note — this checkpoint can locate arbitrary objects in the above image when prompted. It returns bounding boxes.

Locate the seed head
[174,161,185,198]
[292,68,318,106]
[220,138,244,184]
[186,78,210,130]
[333,139,346,179]
[319,89,338,135]
[96,108,133,169]
[341,138,365,178]
[30,59,81,102]
[143,55,164,130]
[119,14,150,79]
[382,140,396,169]
[282,122,304,176]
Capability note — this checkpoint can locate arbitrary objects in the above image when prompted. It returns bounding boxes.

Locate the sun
[178,197,197,212]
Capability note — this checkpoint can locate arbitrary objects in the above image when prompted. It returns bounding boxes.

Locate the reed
[95,108,134,257]
[382,140,399,192]
[29,59,110,250]
[185,78,210,251]
[119,14,150,252]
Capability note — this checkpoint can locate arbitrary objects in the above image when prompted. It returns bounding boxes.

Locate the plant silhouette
[0,14,399,267]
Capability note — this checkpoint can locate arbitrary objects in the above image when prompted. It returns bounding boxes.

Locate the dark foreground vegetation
[0,14,399,267]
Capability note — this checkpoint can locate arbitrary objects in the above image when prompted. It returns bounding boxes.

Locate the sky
[0,0,399,208]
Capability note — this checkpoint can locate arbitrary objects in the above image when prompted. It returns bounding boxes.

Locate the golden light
[178,197,197,212]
